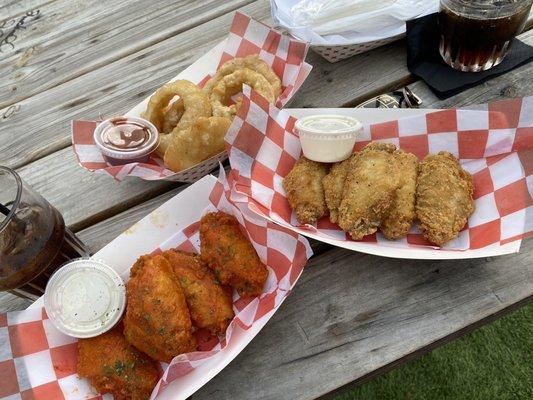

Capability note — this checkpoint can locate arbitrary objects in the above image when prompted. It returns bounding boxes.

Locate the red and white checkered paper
[225,88,533,252]
[71,12,312,182]
[0,170,312,400]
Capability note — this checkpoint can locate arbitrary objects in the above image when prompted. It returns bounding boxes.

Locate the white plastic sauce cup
[295,115,362,163]
[44,258,126,338]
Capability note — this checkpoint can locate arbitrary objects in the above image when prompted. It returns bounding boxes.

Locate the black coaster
[406,13,533,99]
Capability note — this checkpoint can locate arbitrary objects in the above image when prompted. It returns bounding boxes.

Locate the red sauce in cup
[94,117,159,165]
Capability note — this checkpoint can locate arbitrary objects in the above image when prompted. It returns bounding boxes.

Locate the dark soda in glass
[439,0,532,72]
[0,167,89,300]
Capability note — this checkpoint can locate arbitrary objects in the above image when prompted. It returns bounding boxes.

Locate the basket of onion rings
[71,13,313,182]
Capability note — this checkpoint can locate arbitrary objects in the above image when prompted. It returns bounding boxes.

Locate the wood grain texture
[0,0,271,169]
[16,148,174,232]
[0,292,32,313]
[0,0,254,108]
[0,0,52,20]
[192,239,532,400]
[407,29,533,109]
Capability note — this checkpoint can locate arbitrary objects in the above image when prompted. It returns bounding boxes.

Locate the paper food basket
[71,13,312,183]
[223,88,532,259]
[0,171,312,400]
[310,34,404,63]
[270,0,438,63]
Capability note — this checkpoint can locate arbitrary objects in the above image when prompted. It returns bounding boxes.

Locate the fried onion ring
[210,68,275,118]
[162,98,184,133]
[142,80,211,132]
[203,55,282,99]
[164,116,231,172]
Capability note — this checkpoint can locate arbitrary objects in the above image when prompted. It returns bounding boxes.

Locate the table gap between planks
[0,1,531,399]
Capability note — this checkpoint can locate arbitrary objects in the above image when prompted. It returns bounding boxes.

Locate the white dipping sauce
[295,115,362,162]
[44,259,125,338]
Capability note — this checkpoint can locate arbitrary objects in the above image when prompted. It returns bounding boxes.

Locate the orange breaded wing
[200,212,268,297]
[338,143,400,240]
[416,151,475,246]
[322,155,353,224]
[162,249,234,336]
[380,149,419,239]
[283,157,329,224]
[77,325,159,400]
[124,254,197,363]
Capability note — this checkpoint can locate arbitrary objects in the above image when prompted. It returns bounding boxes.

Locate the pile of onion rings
[141,54,281,172]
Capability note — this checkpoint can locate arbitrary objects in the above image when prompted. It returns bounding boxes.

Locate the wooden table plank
[0,0,53,20]
[0,0,254,109]
[191,239,532,400]
[406,30,533,109]
[16,149,173,232]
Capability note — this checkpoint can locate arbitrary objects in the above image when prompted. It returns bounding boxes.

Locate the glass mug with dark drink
[0,166,89,300]
[439,0,533,72]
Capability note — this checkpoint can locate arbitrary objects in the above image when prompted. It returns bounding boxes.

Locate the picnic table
[1,1,532,399]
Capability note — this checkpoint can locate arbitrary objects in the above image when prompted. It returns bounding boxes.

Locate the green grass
[335,303,532,400]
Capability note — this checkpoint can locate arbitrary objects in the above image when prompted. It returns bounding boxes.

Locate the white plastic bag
[271,0,438,45]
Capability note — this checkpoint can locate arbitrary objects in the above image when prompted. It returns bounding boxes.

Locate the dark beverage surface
[439,1,531,70]
[0,203,64,291]
[439,2,530,50]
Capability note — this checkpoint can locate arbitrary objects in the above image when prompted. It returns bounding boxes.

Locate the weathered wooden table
[1,1,532,399]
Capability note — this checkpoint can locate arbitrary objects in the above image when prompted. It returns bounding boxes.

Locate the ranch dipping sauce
[44,258,126,338]
[295,115,362,162]
[94,116,159,165]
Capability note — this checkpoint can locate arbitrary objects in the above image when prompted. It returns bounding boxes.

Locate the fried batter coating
[162,249,234,336]
[77,325,159,400]
[210,68,276,118]
[203,54,282,99]
[416,151,475,246]
[163,116,231,172]
[142,80,211,133]
[322,155,354,224]
[283,157,329,225]
[380,149,419,239]
[124,254,197,363]
[338,143,400,240]
[161,98,184,134]
[200,212,268,297]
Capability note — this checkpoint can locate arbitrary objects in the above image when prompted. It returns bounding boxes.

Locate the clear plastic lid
[44,258,126,338]
[93,116,159,160]
[295,115,362,139]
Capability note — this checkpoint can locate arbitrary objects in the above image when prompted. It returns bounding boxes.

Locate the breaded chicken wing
[380,149,419,239]
[283,157,329,224]
[162,249,234,336]
[200,212,268,297]
[77,325,159,400]
[322,155,353,224]
[124,254,197,363]
[338,143,400,240]
[416,151,475,246]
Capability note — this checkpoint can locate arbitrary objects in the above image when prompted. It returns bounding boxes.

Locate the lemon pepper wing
[338,144,400,240]
[283,157,329,225]
[380,149,419,239]
[416,151,475,246]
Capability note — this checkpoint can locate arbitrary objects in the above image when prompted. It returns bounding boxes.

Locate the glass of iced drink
[0,166,89,300]
[439,0,532,72]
